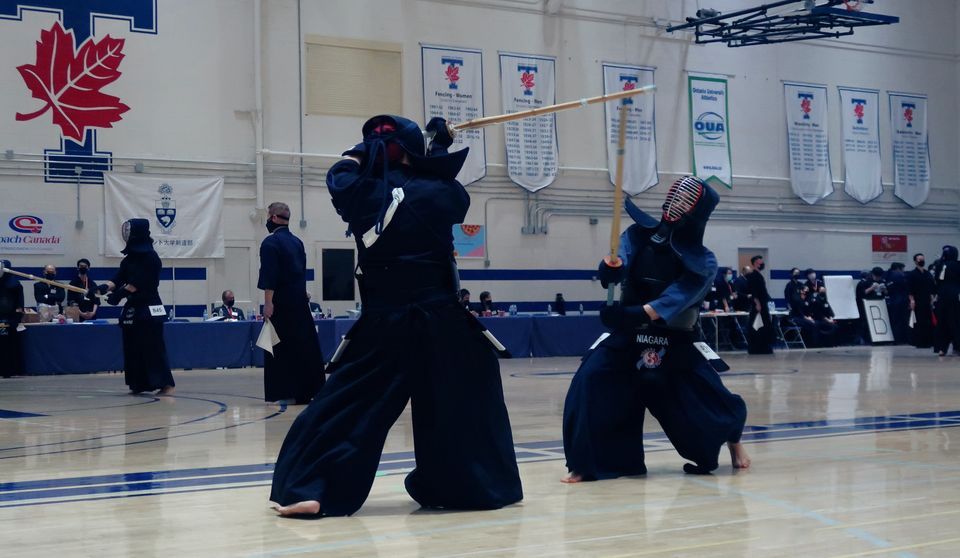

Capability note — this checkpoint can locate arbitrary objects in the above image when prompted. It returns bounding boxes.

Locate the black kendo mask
[650,176,706,245]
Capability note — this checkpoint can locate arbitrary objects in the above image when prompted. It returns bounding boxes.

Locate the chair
[778,316,807,349]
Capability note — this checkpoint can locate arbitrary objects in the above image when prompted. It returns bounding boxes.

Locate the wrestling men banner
[602,63,657,195]
[783,82,833,205]
[104,174,224,258]
[838,87,882,204]
[888,92,930,208]
[688,74,732,189]
[421,44,486,186]
[499,52,558,192]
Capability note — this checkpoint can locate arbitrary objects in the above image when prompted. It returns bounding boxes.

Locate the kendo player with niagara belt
[269,115,523,517]
[562,176,750,483]
[97,219,175,395]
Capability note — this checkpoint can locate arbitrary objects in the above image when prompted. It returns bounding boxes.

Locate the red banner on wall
[872,234,907,263]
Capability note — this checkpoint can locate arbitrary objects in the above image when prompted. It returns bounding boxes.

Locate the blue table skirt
[19,316,606,375]
[531,315,608,357]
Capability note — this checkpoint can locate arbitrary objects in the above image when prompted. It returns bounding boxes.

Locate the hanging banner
[499,52,558,192]
[888,92,930,207]
[838,87,882,204]
[104,174,224,258]
[452,224,485,259]
[603,63,657,195]
[0,212,67,254]
[784,82,833,205]
[688,74,731,189]
[421,45,486,186]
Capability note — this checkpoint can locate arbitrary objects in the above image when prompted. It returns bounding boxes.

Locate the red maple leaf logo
[16,22,129,143]
[903,107,913,124]
[854,103,865,120]
[800,98,812,115]
[623,82,636,92]
[445,64,460,84]
[520,71,535,90]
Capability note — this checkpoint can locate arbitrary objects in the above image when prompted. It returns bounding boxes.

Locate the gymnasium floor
[1,346,958,557]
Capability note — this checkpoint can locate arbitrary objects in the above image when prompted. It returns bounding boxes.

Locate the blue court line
[0,409,46,419]
[2,409,960,508]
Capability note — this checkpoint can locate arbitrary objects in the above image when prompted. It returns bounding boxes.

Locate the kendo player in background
[562,176,750,483]
[269,115,522,517]
[97,219,175,395]
[907,253,936,349]
[746,255,774,354]
[933,245,960,357]
[257,202,325,404]
[0,260,25,378]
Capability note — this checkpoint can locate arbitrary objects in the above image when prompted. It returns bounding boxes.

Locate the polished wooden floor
[2,346,959,557]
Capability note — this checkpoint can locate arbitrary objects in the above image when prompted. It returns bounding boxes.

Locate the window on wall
[322,248,355,301]
[304,36,402,117]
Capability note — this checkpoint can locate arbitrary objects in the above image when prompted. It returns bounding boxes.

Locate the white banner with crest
[499,52,558,192]
[603,63,657,195]
[888,92,931,208]
[784,81,833,204]
[838,87,882,203]
[104,174,224,258]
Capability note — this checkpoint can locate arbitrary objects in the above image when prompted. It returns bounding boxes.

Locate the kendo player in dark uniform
[562,176,750,483]
[746,255,774,354]
[257,202,325,404]
[907,253,936,349]
[933,245,960,357]
[0,260,25,378]
[269,115,522,517]
[98,219,175,394]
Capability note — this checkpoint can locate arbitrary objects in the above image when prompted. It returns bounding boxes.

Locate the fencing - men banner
[603,63,657,195]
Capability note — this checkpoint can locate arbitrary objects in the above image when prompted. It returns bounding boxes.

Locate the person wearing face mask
[885,262,910,344]
[0,259,25,378]
[563,176,750,484]
[907,253,936,349]
[733,265,751,312]
[97,219,175,395]
[933,245,960,356]
[805,268,825,296]
[784,268,802,305]
[214,290,245,321]
[34,264,65,314]
[257,202,325,404]
[67,258,100,321]
[746,255,774,354]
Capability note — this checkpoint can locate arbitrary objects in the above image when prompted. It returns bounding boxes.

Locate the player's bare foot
[158,386,175,396]
[729,442,751,469]
[273,500,321,516]
[561,473,584,484]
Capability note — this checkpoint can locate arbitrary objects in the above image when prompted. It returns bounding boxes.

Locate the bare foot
[158,386,175,396]
[729,442,751,469]
[560,473,584,484]
[272,500,321,516]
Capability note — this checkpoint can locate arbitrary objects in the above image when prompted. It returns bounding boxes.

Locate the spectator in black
[458,289,475,314]
[714,267,735,312]
[0,259,25,378]
[554,293,567,316]
[784,268,802,305]
[67,258,99,321]
[306,292,323,316]
[856,267,887,343]
[34,264,65,313]
[214,290,245,321]
[733,265,751,312]
[933,245,960,357]
[885,262,910,344]
[477,291,496,315]
[805,269,825,296]
[809,287,838,347]
[788,284,819,346]
[746,255,774,354]
[907,253,936,348]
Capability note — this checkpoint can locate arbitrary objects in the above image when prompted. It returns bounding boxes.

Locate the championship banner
[783,82,832,205]
[838,87,882,203]
[104,174,224,258]
[0,212,66,254]
[688,74,732,189]
[888,92,930,207]
[603,64,657,195]
[499,52,558,192]
[421,45,486,186]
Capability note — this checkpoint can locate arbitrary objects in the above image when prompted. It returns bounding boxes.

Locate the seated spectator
[477,291,497,315]
[805,268,825,296]
[554,293,567,316]
[458,289,476,314]
[34,264,65,313]
[213,290,246,321]
[784,268,802,305]
[67,258,100,321]
[307,292,323,316]
[809,286,838,347]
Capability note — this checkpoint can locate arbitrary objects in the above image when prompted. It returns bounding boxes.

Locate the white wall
[1,0,957,314]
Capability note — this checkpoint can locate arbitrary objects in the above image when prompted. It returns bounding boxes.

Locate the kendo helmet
[359,114,469,181]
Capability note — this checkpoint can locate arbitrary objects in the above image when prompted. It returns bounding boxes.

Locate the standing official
[746,255,774,354]
[269,115,522,517]
[99,219,175,395]
[0,260,25,378]
[257,202,325,404]
[907,253,936,348]
[933,246,960,357]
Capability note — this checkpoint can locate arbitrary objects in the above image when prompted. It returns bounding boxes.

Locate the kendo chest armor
[621,235,700,331]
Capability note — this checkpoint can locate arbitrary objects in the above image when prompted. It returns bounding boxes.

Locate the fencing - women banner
[783,82,833,205]
[888,92,930,207]
[602,63,657,195]
[499,52,558,192]
[838,87,882,204]
[421,45,486,186]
